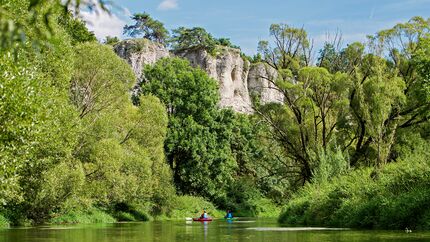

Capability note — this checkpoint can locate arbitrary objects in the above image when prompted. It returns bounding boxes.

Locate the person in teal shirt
[225,210,233,219]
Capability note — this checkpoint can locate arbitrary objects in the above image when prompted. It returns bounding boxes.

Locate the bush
[253,198,281,218]
[112,203,152,222]
[223,177,262,217]
[279,155,430,229]
[220,177,281,217]
[50,207,116,224]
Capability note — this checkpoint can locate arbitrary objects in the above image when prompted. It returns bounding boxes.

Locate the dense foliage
[1,0,429,230]
[0,0,177,226]
[279,139,430,229]
[254,18,430,186]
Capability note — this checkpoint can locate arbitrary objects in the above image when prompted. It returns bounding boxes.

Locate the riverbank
[279,154,430,230]
[0,195,281,228]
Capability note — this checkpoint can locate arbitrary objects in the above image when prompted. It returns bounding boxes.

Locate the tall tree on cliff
[123,13,169,45]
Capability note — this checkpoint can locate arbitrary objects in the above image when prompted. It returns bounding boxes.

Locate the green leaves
[169,27,218,54]
[71,42,171,209]
[0,0,176,224]
[142,58,239,200]
[71,42,135,119]
[258,23,311,71]
[0,0,108,54]
[123,13,169,44]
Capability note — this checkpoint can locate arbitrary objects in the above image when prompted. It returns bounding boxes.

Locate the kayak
[193,217,213,222]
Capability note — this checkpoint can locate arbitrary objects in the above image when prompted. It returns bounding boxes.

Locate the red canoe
[193,217,213,222]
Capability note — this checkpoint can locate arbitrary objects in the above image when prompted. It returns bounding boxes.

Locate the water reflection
[0,218,429,242]
[203,221,208,240]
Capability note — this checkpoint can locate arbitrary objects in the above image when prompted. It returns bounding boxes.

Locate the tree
[258,23,313,74]
[1,0,177,224]
[0,0,108,53]
[70,42,173,211]
[256,18,430,184]
[346,54,405,166]
[58,11,97,45]
[346,16,430,166]
[0,0,85,223]
[123,13,169,44]
[82,97,170,208]
[141,58,238,200]
[104,36,120,46]
[256,67,350,184]
[70,42,136,119]
[216,38,240,49]
[169,27,218,54]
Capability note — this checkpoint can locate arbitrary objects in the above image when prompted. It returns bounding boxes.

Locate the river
[1,218,429,242]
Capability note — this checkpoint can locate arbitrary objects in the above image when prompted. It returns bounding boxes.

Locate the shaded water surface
[1,218,429,242]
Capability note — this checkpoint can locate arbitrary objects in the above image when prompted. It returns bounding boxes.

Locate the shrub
[50,207,116,224]
[279,155,430,229]
[112,203,152,222]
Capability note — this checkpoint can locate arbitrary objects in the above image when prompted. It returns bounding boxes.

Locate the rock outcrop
[248,63,284,104]
[176,47,253,113]
[114,39,283,113]
[114,39,170,80]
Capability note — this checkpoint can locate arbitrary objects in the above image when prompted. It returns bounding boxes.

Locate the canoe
[193,217,213,222]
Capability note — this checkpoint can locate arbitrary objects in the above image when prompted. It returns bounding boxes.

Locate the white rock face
[114,39,170,80]
[114,39,283,113]
[177,47,253,113]
[248,63,284,104]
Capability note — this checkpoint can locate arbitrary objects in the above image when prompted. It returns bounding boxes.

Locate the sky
[81,0,430,55]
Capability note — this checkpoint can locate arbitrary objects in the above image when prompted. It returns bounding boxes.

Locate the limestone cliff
[248,63,284,104]
[176,47,253,113]
[114,39,283,113]
[114,39,170,80]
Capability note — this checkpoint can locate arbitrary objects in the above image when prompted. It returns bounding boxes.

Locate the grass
[0,214,10,228]
[50,207,116,225]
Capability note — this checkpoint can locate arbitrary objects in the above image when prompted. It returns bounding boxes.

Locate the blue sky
[82,0,430,55]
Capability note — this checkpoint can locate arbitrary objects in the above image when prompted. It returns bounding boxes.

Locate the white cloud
[158,0,178,11]
[80,8,126,40]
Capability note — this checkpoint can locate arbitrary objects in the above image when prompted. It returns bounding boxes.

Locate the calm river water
[1,218,429,242]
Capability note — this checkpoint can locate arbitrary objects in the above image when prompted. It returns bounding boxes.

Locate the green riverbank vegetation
[1,0,429,229]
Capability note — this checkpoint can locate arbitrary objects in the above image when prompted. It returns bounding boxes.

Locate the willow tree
[347,17,430,166]
[257,18,430,180]
[258,23,313,74]
[71,42,174,211]
[256,66,349,184]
